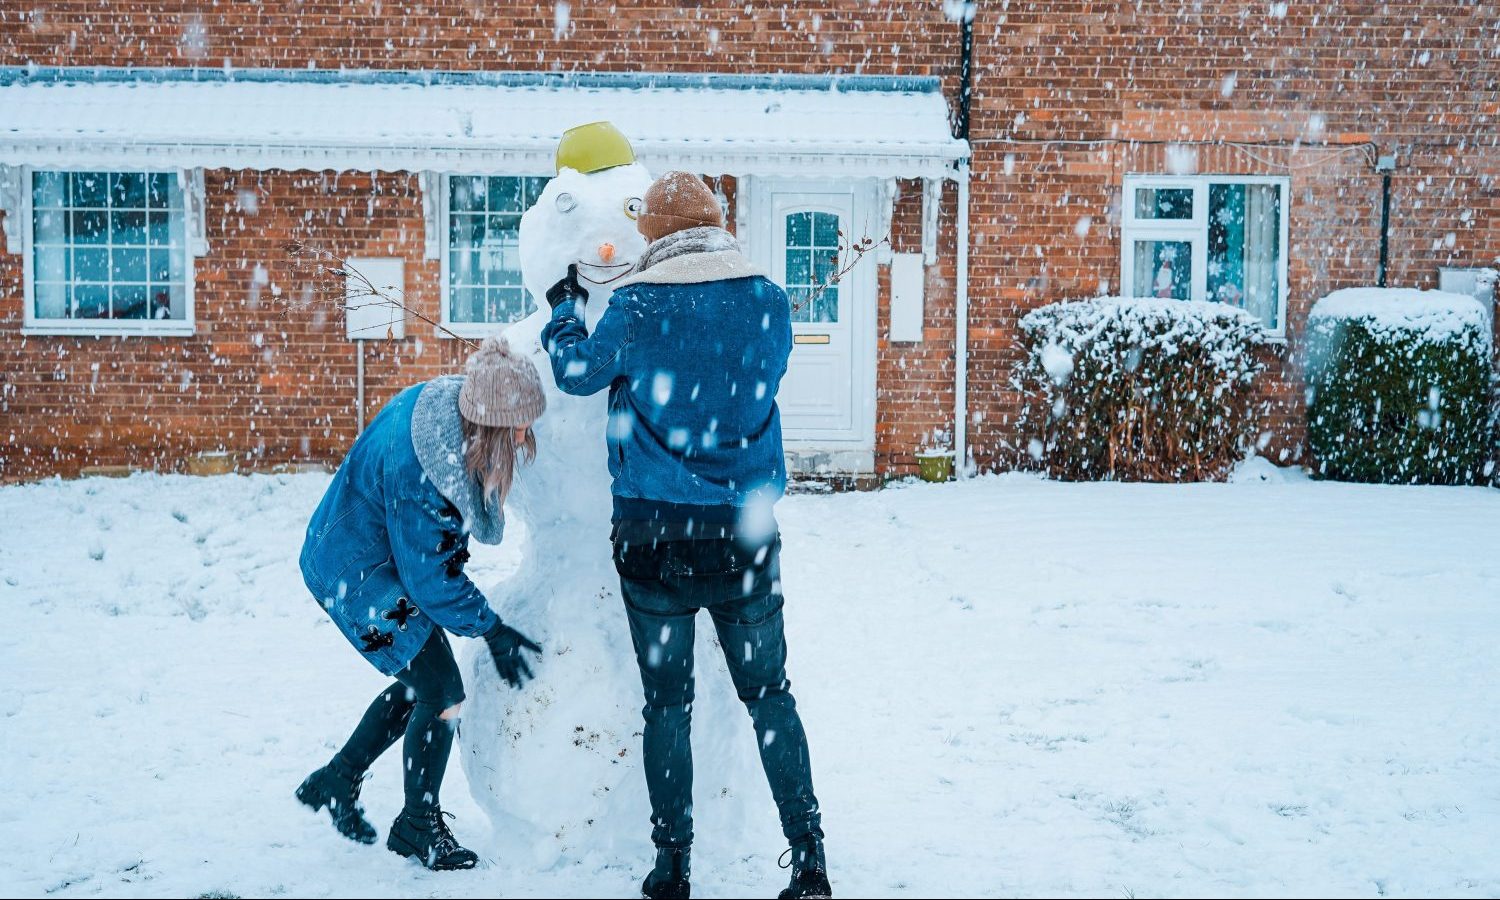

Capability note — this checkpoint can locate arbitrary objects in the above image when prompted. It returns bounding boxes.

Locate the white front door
[746,179,876,466]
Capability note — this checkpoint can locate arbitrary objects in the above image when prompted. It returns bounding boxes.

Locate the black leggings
[330,629,467,815]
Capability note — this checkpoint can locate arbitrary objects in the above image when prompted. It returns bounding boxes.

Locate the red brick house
[1,2,1495,483]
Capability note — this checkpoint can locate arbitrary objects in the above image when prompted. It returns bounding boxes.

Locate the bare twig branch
[281,239,483,351]
[790,230,891,315]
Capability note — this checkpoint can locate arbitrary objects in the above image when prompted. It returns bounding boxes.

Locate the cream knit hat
[458,337,547,427]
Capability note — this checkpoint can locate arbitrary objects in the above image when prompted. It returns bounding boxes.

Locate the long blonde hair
[462,417,537,505]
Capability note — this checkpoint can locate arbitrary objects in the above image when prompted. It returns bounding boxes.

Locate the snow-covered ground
[3,468,1499,898]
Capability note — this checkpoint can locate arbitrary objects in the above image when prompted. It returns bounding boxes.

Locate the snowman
[459,123,769,866]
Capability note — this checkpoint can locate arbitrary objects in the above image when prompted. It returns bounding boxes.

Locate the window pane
[488,177,523,213]
[786,212,812,246]
[32,171,67,210]
[450,213,484,248]
[110,173,146,209]
[812,286,839,324]
[1209,182,1281,329]
[34,244,68,281]
[1134,187,1193,220]
[149,285,184,320]
[150,249,172,283]
[72,211,108,244]
[813,248,839,284]
[449,288,484,323]
[33,209,67,245]
[112,211,147,245]
[788,286,813,324]
[112,285,149,320]
[34,282,68,319]
[449,250,478,285]
[1132,240,1192,299]
[73,284,108,319]
[74,248,109,281]
[813,211,840,246]
[786,248,812,287]
[148,211,171,246]
[73,172,109,208]
[112,247,147,283]
[147,173,172,207]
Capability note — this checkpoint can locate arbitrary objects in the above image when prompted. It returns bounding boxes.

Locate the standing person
[295,337,545,871]
[542,171,831,900]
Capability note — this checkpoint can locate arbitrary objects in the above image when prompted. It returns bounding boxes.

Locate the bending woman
[295,337,544,870]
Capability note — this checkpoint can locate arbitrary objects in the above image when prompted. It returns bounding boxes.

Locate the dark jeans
[614,532,822,849]
[332,628,466,814]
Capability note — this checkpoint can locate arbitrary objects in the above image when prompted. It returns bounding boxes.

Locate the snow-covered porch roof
[0,68,969,180]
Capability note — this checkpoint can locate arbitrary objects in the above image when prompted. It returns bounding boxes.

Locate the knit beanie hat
[459,336,547,427]
[637,171,725,242]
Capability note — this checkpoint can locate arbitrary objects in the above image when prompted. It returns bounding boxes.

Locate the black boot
[295,764,377,845]
[778,834,831,899]
[641,845,691,899]
[386,806,479,871]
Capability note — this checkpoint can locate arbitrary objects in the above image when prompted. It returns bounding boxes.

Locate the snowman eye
[624,197,643,220]
[555,192,577,213]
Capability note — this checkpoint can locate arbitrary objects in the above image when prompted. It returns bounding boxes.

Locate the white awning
[0,70,968,180]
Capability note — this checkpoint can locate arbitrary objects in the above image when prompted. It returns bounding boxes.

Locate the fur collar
[410,376,506,546]
[612,249,767,289]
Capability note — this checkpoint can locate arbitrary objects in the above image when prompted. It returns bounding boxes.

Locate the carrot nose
[598,242,616,264]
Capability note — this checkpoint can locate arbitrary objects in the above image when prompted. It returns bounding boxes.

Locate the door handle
[793,334,831,345]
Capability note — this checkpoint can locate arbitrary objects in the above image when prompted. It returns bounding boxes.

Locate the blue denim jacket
[300,380,500,675]
[543,248,792,522]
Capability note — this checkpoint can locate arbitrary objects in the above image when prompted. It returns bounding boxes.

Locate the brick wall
[962,0,1499,470]
[0,171,469,479]
[2,1,1496,481]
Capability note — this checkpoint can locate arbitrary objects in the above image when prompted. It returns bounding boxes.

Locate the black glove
[482,620,543,689]
[545,264,588,310]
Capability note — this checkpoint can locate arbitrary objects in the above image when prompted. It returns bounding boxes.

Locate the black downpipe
[956,7,974,140]
[1376,171,1392,287]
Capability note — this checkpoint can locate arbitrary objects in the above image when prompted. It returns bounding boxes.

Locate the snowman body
[459,163,768,863]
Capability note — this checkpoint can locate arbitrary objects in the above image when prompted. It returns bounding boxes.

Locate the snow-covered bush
[1013,298,1268,481]
[1306,288,1494,485]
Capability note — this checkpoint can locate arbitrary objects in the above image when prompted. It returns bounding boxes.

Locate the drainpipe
[955,161,972,476]
[956,5,974,141]
[952,4,975,476]
[1375,153,1396,287]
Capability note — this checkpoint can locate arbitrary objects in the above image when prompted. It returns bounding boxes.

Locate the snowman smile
[574,259,635,285]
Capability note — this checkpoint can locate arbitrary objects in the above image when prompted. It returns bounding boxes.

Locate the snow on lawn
[3,470,1499,898]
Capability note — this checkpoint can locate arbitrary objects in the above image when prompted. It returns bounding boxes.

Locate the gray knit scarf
[630,226,742,275]
[410,375,506,545]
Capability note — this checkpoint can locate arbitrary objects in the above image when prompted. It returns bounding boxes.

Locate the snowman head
[519,162,655,315]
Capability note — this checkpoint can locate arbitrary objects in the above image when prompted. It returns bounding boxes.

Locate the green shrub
[1306,288,1494,485]
[1013,298,1269,481]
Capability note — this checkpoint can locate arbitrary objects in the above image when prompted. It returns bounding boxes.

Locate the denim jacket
[299,378,501,675]
[542,247,792,524]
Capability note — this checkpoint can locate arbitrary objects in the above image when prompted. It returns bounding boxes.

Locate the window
[24,170,193,334]
[443,175,550,334]
[1121,175,1289,334]
[784,210,842,324]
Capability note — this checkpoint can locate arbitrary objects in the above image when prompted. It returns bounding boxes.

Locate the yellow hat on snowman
[555,121,636,175]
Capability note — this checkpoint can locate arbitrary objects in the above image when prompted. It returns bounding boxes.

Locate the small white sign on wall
[345,257,406,340]
[889,252,925,343]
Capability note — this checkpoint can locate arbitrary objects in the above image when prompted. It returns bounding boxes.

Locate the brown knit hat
[459,336,547,427]
[637,171,724,242]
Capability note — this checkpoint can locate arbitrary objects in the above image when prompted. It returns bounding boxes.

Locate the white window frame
[437,172,543,341]
[19,166,199,337]
[1120,174,1290,338]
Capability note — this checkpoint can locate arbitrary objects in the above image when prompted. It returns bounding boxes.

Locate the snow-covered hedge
[1013,298,1269,481]
[1306,288,1494,485]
